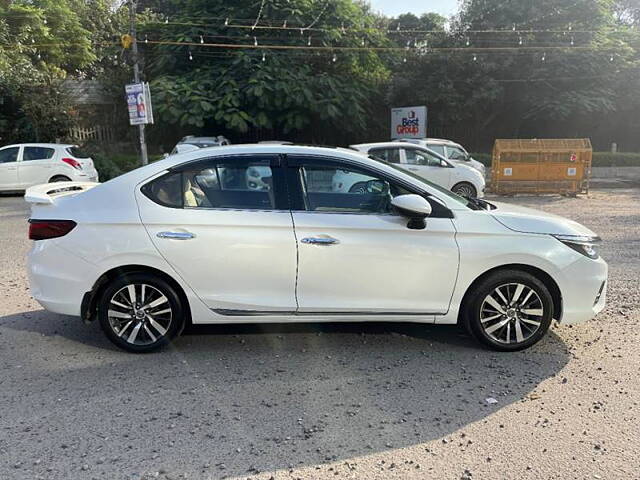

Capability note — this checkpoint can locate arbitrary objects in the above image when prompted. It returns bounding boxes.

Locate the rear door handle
[301,236,340,246]
[407,167,419,171]
[156,231,195,240]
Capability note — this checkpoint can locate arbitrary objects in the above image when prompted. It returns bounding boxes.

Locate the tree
[0,0,97,143]
[138,0,391,145]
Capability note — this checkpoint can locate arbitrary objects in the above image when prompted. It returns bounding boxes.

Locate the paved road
[0,190,638,479]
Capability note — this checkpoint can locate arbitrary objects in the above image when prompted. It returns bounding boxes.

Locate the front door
[0,147,21,190]
[136,154,298,314]
[402,148,453,189]
[287,155,459,315]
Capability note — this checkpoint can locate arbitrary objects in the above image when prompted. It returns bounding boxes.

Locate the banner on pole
[125,82,154,125]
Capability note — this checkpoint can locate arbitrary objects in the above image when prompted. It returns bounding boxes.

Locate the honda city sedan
[25,145,607,353]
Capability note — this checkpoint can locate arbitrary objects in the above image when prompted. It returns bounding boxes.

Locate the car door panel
[287,155,459,315]
[0,147,20,190]
[293,212,459,314]
[18,146,56,187]
[402,148,452,188]
[136,155,298,313]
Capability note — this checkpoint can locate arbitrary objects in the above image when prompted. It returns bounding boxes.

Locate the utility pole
[129,0,149,165]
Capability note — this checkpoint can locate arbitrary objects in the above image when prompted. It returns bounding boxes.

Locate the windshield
[367,154,473,208]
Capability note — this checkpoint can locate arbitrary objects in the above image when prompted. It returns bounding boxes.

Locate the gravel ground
[0,189,638,480]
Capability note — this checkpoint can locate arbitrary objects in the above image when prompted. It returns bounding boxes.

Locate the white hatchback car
[351,142,485,198]
[0,143,99,192]
[26,145,607,353]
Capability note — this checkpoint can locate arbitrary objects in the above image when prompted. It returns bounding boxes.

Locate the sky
[368,0,459,18]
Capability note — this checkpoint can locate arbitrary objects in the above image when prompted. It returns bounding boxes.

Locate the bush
[471,152,640,167]
[591,152,640,167]
[89,150,163,181]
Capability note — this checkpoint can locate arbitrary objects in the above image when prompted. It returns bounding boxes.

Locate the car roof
[1,143,73,148]
[350,142,448,159]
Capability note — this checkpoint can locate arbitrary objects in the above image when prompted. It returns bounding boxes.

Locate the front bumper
[556,255,608,324]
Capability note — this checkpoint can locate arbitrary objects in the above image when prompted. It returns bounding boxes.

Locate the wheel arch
[81,264,192,326]
[458,263,563,325]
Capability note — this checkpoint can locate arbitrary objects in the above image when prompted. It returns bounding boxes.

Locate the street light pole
[129,0,149,166]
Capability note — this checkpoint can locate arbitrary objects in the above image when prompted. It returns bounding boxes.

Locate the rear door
[0,146,20,190]
[402,147,453,189]
[137,154,299,314]
[18,146,56,187]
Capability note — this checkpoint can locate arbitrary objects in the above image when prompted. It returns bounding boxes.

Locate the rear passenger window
[369,148,401,164]
[142,158,276,210]
[23,147,55,161]
[184,163,273,209]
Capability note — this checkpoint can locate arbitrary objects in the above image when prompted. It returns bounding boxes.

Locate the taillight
[62,157,82,170]
[28,220,77,240]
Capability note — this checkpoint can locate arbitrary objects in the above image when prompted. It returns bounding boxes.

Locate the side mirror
[391,194,432,230]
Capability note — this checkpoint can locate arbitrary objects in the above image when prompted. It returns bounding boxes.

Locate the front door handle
[157,231,195,240]
[301,236,339,246]
[407,167,419,171]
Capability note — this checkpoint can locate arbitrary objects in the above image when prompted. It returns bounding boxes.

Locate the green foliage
[0,0,100,143]
[142,0,390,142]
[591,152,640,167]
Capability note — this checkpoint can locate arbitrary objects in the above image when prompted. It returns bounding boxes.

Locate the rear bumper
[557,255,608,324]
[27,241,96,316]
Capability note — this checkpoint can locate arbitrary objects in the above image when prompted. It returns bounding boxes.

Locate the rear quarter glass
[66,147,90,158]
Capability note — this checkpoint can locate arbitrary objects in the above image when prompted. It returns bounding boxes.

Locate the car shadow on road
[1,310,570,479]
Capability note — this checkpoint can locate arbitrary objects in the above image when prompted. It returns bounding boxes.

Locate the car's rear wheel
[452,182,477,198]
[464,270,553,351]
[97,272,184,353]
[50,175,71,183]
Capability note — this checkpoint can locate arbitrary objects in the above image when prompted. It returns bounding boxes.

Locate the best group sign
[391,106,427,139]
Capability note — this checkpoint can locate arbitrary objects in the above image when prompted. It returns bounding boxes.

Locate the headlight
[553,234,601,259]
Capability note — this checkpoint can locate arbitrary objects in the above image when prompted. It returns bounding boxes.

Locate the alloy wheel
[453,183,476,198]
[479,282,544,344]
[107,283,173,346]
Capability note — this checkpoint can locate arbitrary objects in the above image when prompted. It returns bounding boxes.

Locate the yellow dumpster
[491,139,592,195]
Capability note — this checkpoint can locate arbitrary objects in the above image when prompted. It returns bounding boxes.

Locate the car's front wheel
[97,272,184,353]
[451,182,478,198]
[464,270,554,351]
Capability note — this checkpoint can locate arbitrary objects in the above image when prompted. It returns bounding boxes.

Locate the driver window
[405,149,443,167]
[300,164,410,214]
[448,146,467,160]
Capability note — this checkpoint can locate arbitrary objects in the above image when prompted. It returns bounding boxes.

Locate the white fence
[68,125,115,143]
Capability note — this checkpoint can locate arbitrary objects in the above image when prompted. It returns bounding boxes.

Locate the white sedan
[26,145,607,353]
[0,143,99,191]
[350,142,485,198]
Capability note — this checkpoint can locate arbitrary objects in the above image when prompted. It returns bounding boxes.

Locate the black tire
[97,272,185,353]
[452,182,477,198]
[463,270,553,351]
[50,175,71,182]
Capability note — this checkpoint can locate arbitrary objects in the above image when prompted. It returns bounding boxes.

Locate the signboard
[125,82,154,125]
[391,106,427,139]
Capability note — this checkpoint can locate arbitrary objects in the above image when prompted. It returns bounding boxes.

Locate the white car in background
[170,135,230,155]
[0,143,98,192]
[350,142,485,198]
[398,138,486,176]
[25,145,607,353]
